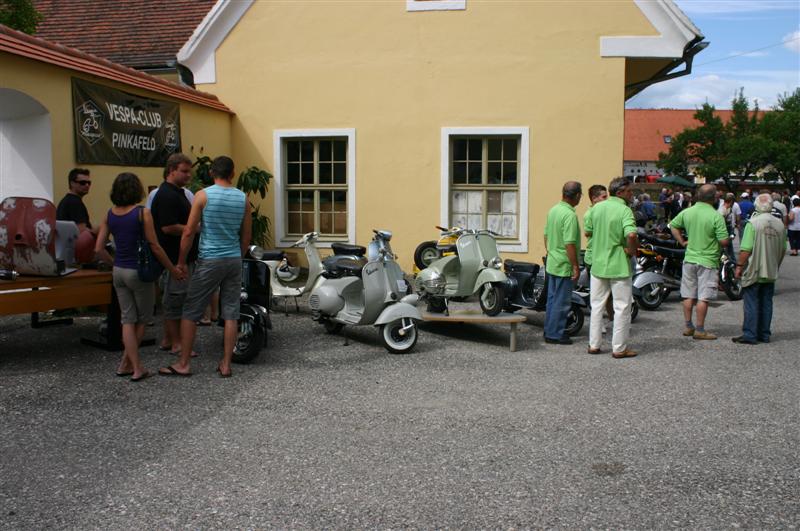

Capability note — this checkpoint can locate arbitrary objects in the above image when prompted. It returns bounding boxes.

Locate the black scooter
[234,252,273,364]
[503,258,586,336]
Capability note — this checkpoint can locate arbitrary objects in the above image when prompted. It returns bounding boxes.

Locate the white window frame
[441,127,529,253]
[274,129,356,248]
[406,0,466,12]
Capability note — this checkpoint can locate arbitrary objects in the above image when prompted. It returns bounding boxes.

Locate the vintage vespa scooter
[309,230,422,354]
[415,228,507,316]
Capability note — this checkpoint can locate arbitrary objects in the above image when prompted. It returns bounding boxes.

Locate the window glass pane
[334,140,347,161]
[502,191,517,213]
[302,212,315,233]
[301,141,313,161]
[320,213,333,234]
[468,139,481,160]
[488,162,501,184]
[503,138,518,160]
[503,162,517,185]
[488,139,502,160]
[287,163,300,185]
[502,215,517,237]
[288,191,301,211]
[453,162,466,184]
[467,162,481,184]
[319,140,332,162]
[333,163,346,184]
[333,213,347,234]
[467,191,482,213]
[487,191,501,213]
[452,213,467,228]
[287,141,300,162]
[333,190,347,211]
[453,139,467,160]
[319,191,333,212]
[487,214,501,234]
[301,163,314,184]
[288,213,301,234]
[451,191,467,213]
[319,163,332,184]
[467,214,482,230]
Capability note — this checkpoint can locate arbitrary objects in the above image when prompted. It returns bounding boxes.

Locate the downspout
[624,37,709,100]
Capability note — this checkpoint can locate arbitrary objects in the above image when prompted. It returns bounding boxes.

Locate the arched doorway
[0,89,53,201]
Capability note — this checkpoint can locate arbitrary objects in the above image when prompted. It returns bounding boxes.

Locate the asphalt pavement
[1,256,799,529]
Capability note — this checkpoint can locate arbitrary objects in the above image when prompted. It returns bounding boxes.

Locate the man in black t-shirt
[56,168,94,233]
[151,153,198,354]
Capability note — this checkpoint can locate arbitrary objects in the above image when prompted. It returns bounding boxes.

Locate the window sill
[406,0,466,11]
[279,236,349,249]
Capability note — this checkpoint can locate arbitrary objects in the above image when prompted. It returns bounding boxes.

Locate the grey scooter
[309,230,422,354]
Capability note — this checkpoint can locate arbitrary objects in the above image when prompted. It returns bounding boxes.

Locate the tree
[725,89,769,189]
[0,0,43,35]
[762,88,800,191]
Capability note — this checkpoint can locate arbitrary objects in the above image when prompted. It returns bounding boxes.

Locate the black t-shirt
[151,182,198,263]
[56,193,91,229]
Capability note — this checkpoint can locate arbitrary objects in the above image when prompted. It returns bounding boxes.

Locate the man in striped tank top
[159,156,251,378]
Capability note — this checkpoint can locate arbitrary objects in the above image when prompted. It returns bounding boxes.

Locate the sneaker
[682,327,695,337]
[732,336,757,345]
[612,349,638,359]
[693,330,717,340]
[544,337,573,345]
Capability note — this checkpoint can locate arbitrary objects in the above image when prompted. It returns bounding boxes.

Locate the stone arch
[0,89,53,201]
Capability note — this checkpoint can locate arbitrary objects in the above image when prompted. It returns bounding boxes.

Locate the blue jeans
[741,282,775,342]
[544,274,573,340]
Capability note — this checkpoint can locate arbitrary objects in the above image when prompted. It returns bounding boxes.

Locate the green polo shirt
[669,202,728,269]
[583,208,594,266]
[584,196,637,278]
[544,200,580,277]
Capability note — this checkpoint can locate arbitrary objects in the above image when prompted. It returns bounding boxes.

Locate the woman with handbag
[94,172,183,381]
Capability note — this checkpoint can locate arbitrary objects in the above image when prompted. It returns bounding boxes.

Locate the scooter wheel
[414,241,440,270]
[479,282,506,317]
[380,319,418,354]
[233,307,265,364]
[564,303,585,337]
[635,282,665,310]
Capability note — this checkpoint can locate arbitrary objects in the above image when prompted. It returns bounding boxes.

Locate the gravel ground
[1,257,799,529]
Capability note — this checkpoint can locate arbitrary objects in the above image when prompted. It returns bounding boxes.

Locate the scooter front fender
[374,302,423,326]
[633,271,665,289]
[472,268,508,293]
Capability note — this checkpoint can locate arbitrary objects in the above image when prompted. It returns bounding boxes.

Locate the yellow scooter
[412,226,462,273]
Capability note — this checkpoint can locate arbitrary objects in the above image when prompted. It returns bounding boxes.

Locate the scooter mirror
[248,245,265,259]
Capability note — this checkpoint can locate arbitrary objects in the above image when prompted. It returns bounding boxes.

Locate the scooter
[413,225,461,271]
[234,250,273,363]
[575,264,640,322]
[632,248,668,310]
[309,230,422,354]
[503,258,587,336]
[415,228,508,316]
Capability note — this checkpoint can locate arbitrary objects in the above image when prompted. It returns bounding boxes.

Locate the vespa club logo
[75,100,105,146]
[163,120,179,153]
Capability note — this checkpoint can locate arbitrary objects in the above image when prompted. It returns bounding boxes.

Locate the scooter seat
[331,242,366,256]
[260,250,286,260]
[331,258,365,277]
[653,245,685,259]
[504,259,539,274]
[437,244,458,254]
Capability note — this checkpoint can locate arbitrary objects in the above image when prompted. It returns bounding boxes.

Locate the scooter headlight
[421,271,446,294]
[490,256,502,269]
[248,245,265,259]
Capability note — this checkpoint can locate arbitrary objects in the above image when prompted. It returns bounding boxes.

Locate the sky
[625,0,800,110]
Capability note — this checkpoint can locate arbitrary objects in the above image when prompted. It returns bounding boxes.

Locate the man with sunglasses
[56,168,95,234]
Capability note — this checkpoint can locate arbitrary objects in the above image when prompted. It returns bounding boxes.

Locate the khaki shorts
[182,258,241,322]
[680,262,718,301]
[113,267,155,324]
[162,262,196,320]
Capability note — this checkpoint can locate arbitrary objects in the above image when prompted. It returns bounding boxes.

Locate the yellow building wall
[203,0,657,267]
[0,52,232,226]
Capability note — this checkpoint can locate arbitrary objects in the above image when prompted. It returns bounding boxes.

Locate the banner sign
[72,78,181,166]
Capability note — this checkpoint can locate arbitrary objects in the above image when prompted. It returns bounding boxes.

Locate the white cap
[740,192,749,198]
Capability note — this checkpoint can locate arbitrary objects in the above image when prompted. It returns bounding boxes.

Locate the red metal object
[0,197,61,275]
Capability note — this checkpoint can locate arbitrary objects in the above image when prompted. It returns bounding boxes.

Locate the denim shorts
[181,258,241,322]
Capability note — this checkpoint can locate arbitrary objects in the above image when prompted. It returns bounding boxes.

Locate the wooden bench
[421,310,527,352]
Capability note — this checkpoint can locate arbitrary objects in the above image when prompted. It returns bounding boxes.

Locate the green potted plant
[236,166,273,247]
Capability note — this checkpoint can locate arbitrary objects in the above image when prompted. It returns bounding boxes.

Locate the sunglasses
[75,180,92,186]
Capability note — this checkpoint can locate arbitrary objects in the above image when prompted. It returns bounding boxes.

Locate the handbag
[136,206,162,282]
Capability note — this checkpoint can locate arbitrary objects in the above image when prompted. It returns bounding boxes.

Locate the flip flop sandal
[216,366,232,378]
[131,371,151,382]
[158,366,192,377]
[116,371,134,377]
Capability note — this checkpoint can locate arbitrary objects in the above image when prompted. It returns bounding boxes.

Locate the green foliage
[0,0,42,34]
[657,88,800,192]
[236,166,273,247]
[187,155,213,193]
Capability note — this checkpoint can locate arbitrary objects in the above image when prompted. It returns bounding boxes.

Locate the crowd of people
[54,154,250,381]
[543,178,790,358]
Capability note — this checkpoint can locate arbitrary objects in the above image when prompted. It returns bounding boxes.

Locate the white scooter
[309,230,423,354]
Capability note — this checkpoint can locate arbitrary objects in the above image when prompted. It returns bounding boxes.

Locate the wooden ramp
[421,310,527,352]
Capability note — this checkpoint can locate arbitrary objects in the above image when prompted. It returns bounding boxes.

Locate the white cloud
[783,30,800,53]
[675,1,798,15]
[626,70,800,110]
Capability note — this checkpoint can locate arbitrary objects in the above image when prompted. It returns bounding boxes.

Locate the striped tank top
[199,184,247,259]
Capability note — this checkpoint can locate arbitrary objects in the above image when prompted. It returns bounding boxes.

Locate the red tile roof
[33,0,216,70]
[0,23,232,113]
[624,109,736,162]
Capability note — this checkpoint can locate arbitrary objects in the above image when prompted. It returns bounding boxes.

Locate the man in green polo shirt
[670,184,729,340]
[543,181,582,345]
[585,177,638,358]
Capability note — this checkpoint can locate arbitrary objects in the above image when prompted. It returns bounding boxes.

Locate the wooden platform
[0,269,111,316]
[421,310,527,352]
